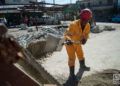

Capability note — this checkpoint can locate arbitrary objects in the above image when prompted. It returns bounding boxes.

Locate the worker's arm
[64,23,75,45]
[64,23,75,41]
[81,23,90,45]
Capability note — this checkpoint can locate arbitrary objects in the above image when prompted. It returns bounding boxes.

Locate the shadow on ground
[78,69,120,86]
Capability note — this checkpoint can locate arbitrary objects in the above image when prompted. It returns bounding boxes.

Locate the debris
[45,34,62,52]
[103,26,116,31]
[91,25,103,33]
[16,26,65,58]
[19,24,28,30]
[27,27,34,32]
[27,39,46,58]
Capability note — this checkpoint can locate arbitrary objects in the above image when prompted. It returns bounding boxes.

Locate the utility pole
[70,0,72,4]
[53,0,55,4]
[53,0,55,23]
[30,1,38,31]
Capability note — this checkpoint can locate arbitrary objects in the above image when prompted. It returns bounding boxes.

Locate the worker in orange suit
[64,8,92,85]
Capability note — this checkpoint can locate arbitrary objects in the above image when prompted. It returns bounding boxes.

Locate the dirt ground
[8,23,120,86]
[79,69,120,86]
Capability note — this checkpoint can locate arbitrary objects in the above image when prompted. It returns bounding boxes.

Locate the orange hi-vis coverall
[64,19,90,67]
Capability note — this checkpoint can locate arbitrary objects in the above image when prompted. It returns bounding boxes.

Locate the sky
[38,0,78,4]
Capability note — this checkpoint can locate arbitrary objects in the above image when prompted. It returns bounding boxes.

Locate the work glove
[81,38,87,45]
[65,40,73,45]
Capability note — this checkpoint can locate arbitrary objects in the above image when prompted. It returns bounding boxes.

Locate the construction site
[0,0,120,86]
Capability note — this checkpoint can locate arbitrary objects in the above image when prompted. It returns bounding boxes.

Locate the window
[0,0,5,4]
[88,2,91,7]
[13,0,19,2]
[81,4,85,8]
[107,0,113,5]
[99,1,102,5]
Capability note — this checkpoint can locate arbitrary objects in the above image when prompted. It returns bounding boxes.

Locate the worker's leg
[76,44,90,71]
[65,45,76,75]
[75,44,84,60]
[65,45,77,86]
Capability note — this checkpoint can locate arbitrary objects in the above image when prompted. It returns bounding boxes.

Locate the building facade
[0,0,64,26]
[0,0,5,4]
[5,0,37,4]
[76,0,117,9]
[0,0,41,26]
[75,0,118,22]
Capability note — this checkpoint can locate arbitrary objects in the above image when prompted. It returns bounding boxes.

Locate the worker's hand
[65,40,73,45]
[81,38,87,45]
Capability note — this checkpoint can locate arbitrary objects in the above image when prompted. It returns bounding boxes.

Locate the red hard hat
[80,8,92,21]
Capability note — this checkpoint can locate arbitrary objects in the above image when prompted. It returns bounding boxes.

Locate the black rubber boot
[64,66,78,86]
[80,59,90,71]
[69,66,75,77]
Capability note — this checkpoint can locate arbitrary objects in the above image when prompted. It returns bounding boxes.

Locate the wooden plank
[0,63,40,86]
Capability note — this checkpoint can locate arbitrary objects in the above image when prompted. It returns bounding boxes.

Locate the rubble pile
[103,26,116,31]
[17,26,65,58]
[91,25,116,33]
[91,25,103,33]
[19,24,29,30]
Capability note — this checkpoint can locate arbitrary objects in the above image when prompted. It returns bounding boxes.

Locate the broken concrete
[16,26,64,59]
[103,26,116,31]
[27,40,47,59]
[91,25,103,33]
